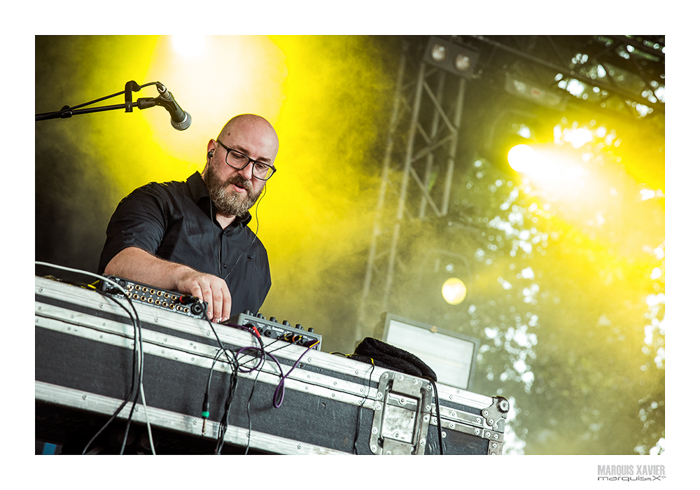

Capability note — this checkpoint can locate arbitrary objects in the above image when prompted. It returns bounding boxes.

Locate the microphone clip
[154,82,192,130]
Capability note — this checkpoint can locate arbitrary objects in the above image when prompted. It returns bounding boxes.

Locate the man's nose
[238,160,255,180]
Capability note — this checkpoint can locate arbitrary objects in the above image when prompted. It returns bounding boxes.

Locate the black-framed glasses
[216,139,276,181]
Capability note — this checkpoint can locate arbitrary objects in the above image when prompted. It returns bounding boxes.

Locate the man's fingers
[177,272,231,323]
[203,284,216,320]
[221,287,232,322]
[190,281,214,319]
[211,286,224,322]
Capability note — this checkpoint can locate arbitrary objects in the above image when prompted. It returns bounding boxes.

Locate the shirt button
[223,264,227,268]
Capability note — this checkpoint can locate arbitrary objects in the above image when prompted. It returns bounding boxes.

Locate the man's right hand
[174,270,232,323]
[104,247,232,323]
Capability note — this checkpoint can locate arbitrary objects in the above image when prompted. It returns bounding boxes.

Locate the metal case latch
[369,372,432,455]
[481,396,510,455]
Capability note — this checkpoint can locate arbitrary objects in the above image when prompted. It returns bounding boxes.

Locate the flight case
[35,275,509,455]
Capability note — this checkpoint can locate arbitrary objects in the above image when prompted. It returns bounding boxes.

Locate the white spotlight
[431,43,447,61]
[171,35,206,57]
[454,53,472,72]
[508,144,536,173]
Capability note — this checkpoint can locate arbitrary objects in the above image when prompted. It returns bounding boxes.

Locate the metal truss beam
[355,41,467,342]
[463,35,665,120]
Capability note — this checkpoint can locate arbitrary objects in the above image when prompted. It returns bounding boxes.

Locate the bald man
[99,114,279,323]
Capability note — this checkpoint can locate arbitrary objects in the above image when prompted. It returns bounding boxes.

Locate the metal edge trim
[35,381,347,455]
[35,316,378,409]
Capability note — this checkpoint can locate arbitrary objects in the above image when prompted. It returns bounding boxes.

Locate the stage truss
[354,35,665,341]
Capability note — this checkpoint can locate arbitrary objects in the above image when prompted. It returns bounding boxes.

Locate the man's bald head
[217,114,279,162]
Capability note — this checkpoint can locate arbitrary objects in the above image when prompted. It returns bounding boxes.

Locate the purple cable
[235,346,266,373]
[233,344,286,406]
[224,322,317,409]
[272,344,315,408]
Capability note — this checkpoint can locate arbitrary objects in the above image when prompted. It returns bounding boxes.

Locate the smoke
[35,36,132,274]
[259,36,398,353]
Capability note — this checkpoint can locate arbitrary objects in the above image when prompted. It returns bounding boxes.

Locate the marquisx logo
[597,465,666,482]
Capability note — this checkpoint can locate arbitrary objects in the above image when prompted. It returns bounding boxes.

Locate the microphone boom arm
[35,80,159,121]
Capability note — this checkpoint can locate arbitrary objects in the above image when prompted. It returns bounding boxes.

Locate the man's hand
[174,270,232,323]
[104,247,232,322]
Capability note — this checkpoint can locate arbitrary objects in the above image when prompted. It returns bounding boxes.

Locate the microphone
[155,82,192,130]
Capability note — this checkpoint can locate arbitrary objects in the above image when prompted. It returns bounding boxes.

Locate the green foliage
[396,130,665,454]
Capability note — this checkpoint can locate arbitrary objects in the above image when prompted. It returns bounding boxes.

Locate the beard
[202,169,262,217]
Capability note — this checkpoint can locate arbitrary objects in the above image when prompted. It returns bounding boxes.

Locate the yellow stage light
[171,35,206,57]
[442,277,467,305]
[508,143,536,173]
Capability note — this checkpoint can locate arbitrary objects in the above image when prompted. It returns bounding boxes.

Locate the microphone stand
[35,80,160,121]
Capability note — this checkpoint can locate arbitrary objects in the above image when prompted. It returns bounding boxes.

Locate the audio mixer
[223,311,322,350]
[98,275,207,319]
[98,275,322,349]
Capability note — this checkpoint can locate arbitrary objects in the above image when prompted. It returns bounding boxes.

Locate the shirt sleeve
[98,184,169,274]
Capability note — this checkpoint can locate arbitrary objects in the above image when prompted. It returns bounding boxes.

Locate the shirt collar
[186,172,253,227]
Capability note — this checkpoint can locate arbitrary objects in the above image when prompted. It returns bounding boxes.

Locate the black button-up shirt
[98,172,271,315]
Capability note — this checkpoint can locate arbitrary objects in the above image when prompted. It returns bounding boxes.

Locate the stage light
[171,35,206,57]
[508,143,536,172]
[423,36,480,78]
[419,249,472,308]
[431,43,447,61]
[454,53,472,72]
[505,72,567,111]
[378,313,480,390]
[442,277,467,305]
